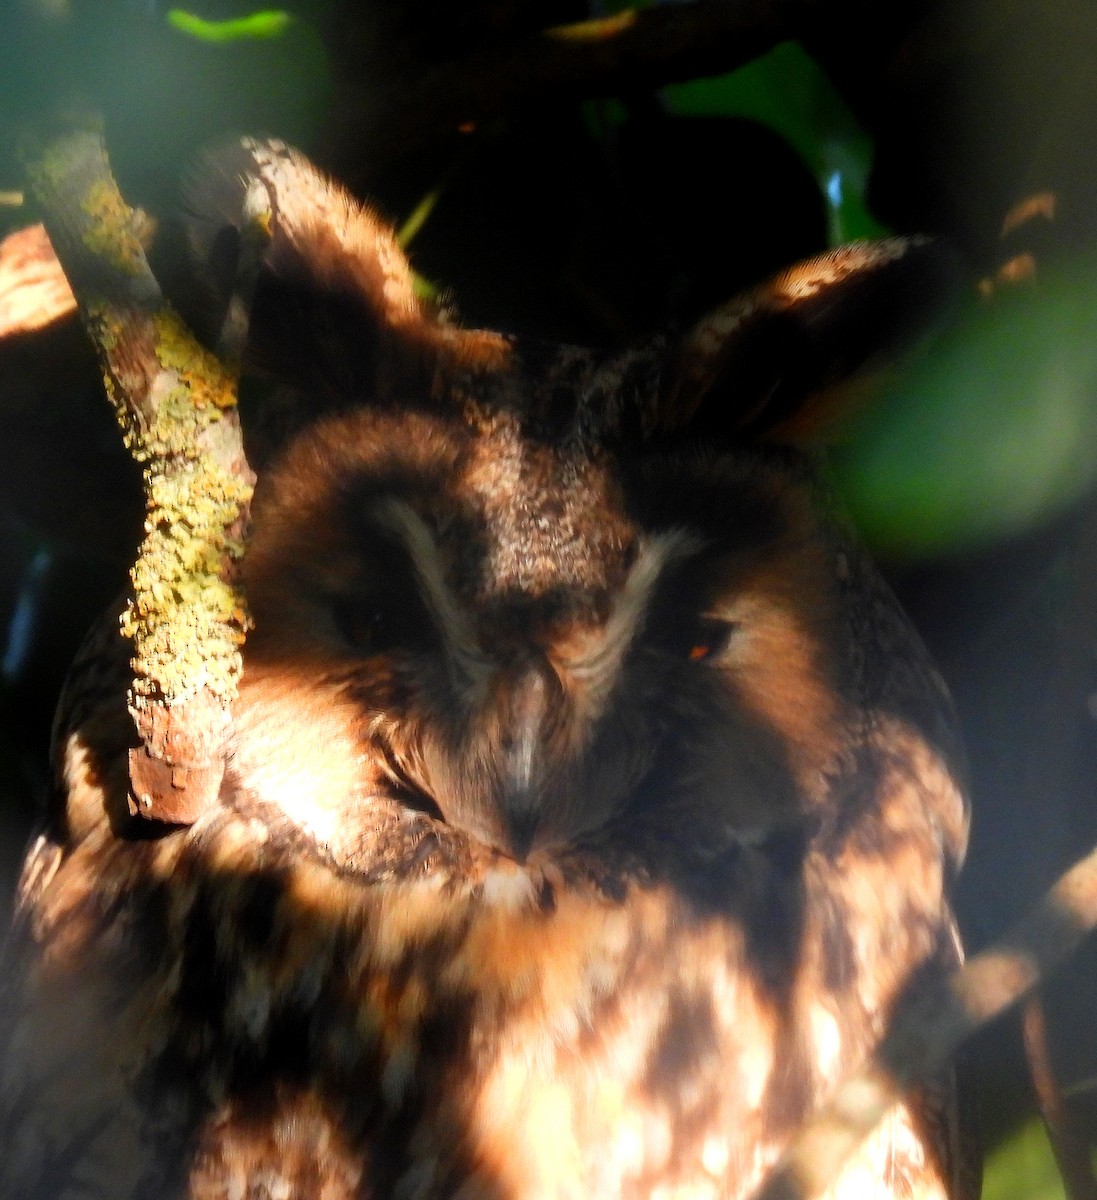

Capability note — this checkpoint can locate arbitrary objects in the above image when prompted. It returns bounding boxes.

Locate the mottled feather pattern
[0,139,973,1199]
[3,703,963,1198]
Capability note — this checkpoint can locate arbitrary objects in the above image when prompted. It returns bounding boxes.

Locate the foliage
[983,1118,1068,1200]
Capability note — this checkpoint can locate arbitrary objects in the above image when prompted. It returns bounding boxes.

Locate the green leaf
[166,9,294,43]
[832,261,1097,557]
[982,1116,1067,1200]
[663,43,887,244]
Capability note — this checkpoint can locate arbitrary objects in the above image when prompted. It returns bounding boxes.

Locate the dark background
[2,2,1096,1193]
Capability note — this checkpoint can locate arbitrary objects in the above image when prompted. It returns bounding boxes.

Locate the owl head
[186,139,961,874]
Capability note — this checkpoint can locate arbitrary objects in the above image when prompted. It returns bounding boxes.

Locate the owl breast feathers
[0,139,974,1200]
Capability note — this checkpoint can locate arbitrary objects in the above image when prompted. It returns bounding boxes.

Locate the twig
[0,223,75,337]
[23,121,254,825]
[751,840,1097,1200]
[1022,993,1097,1200]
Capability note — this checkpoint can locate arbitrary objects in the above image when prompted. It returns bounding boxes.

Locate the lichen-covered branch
[751,840,1097,1200]
[23,122,254,825]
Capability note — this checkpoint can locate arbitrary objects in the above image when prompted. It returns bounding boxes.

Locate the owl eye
[653,614,740,663]
[685,615,739,662]
[331,594,427,655]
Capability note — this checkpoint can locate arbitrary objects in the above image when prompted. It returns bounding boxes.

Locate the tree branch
[1022,993,1097,1200]
[752,841,1097,1200]
[0,223,75,337]
[23,122,254,825]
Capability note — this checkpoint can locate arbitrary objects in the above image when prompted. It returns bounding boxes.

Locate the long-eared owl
[0,139,974,1200]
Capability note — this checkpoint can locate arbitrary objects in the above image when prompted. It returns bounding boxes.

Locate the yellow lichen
[30,130,254,717]
[122,455,253,705]
[153,309,236,409]
[80,179,146,277]
[113,305,254,705]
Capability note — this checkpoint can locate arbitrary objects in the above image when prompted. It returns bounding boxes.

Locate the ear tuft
[657,237,965,443]
[180,137,430,399]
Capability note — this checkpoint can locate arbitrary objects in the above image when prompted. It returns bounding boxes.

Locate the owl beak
[495,660,559,861]
[434,659,577,861]
[500,804,541,863]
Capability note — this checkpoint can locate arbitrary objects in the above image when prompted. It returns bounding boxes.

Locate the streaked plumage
[0,139,974,1200]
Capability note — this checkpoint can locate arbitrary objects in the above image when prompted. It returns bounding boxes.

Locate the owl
[0,139,974,1200]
